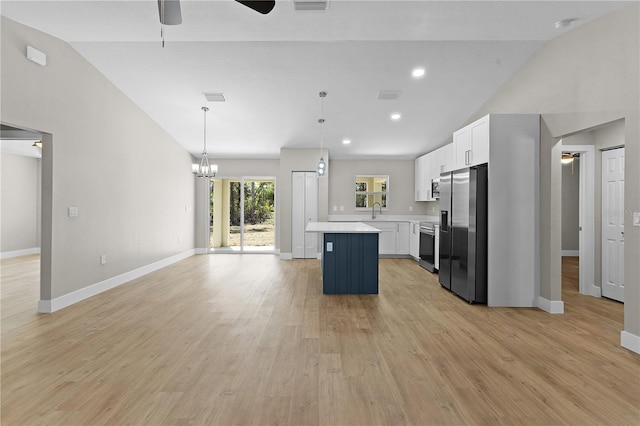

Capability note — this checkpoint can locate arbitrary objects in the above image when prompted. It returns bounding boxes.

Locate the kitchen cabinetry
[396,222,410,255]
[414,155,429,201]
[363,221,411,256]
[453,115,489,169]
[409,222,420,260]
[439,143,454,173]
[365,221,396,255]
[414,143,453,201]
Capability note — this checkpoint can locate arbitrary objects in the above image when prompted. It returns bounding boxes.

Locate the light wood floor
[1,254,638,425]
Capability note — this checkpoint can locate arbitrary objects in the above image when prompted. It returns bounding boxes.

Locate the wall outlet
[409,206,413,212]
[431,206,435,213]
[100,254,107,265]
[633,212,640,227]
[68,206,78,217]
[332,205,337,211]
[340,206,344,211]
[326,242,333,252]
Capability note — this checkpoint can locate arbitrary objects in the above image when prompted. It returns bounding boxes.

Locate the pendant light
[317,91,327,178]
[192,106,218,178]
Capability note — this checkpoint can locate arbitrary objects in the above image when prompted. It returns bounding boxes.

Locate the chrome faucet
[372,202,382,219]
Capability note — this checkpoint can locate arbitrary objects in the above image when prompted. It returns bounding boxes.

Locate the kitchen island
[306,222,381,294]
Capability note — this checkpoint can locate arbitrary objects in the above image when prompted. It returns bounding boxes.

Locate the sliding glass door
[210,177,275,253]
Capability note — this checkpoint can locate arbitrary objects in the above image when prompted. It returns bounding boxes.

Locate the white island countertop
[306,221,382,233]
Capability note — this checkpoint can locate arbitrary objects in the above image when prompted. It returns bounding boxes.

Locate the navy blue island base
[321,232,379,294]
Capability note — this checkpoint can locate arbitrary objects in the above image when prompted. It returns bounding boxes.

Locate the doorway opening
[559,118,626,303]
[209,177,276,253]
[0,123,51,313]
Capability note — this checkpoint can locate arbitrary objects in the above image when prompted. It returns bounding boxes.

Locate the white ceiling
[0,1,632,159]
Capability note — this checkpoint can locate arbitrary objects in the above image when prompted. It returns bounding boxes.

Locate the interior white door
[292,172,318,259]
[601,147,625,302]
[304,172,318,258]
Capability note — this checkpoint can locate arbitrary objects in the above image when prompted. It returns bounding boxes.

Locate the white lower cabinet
[396,222,410,255]
[409,222,420,260]
[364,221,396,255]
[363,221,411,256]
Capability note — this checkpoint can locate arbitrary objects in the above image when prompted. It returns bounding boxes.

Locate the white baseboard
[280,253,292,260]
[538,296,565,314]
[561,250,579,256]
[591,285,601,297]
[621,331,640,355]
[38,249,196,313]
[1,247,40,259]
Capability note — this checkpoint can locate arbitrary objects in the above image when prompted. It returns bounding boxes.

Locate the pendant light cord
[202,106,209,155]
[160,0,165,48]
[319,91,327,157]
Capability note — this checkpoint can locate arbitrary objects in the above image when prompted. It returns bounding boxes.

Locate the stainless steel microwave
[431,178,440,199]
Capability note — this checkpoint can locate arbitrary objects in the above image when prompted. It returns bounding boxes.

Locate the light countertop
[328,214,439,223]
[306,221,382,233]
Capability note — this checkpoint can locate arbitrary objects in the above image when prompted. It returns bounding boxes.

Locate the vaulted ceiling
[1,1,631,159]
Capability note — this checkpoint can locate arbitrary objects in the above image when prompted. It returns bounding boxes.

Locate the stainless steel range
[418,221,437,272]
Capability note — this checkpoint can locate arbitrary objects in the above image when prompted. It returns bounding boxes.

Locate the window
[355,175,388,209]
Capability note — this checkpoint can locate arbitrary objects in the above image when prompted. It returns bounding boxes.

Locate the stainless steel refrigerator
[438,164,488,303]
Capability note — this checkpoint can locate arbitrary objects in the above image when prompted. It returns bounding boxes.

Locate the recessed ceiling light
[412,67,426,79]
[342,139,351,145]
[390,113,401,121]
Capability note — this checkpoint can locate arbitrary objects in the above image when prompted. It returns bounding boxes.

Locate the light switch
[633,212,640,227]
[326,242,333,252]
[68,206,78,217]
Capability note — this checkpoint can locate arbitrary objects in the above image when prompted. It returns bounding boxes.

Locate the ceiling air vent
[204,93,226,102]
[294,1,328,11]
[377,90,402,101]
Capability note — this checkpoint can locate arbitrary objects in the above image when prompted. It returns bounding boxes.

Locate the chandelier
[192,106,218,178]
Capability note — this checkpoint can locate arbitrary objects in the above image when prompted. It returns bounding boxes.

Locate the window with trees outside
[355,175,388,209]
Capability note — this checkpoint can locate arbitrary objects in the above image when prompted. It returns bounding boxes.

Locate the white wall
[1,17,195,303]
[0,153,40,255]
[328,160,431,216]
[464,5,639,341]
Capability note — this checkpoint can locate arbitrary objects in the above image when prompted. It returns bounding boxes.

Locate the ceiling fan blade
[235,1,276,15]
[158,0,182,25]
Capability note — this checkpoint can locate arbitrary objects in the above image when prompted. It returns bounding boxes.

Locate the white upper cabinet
[415,143,454,201]
[414,154,430,201]
[438,143,454,174]
[453,115,489,169]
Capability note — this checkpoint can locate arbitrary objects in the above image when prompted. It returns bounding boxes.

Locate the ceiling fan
[158,0,276,26]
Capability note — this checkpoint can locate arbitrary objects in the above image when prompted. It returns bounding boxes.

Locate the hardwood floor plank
[1,255,638,425]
